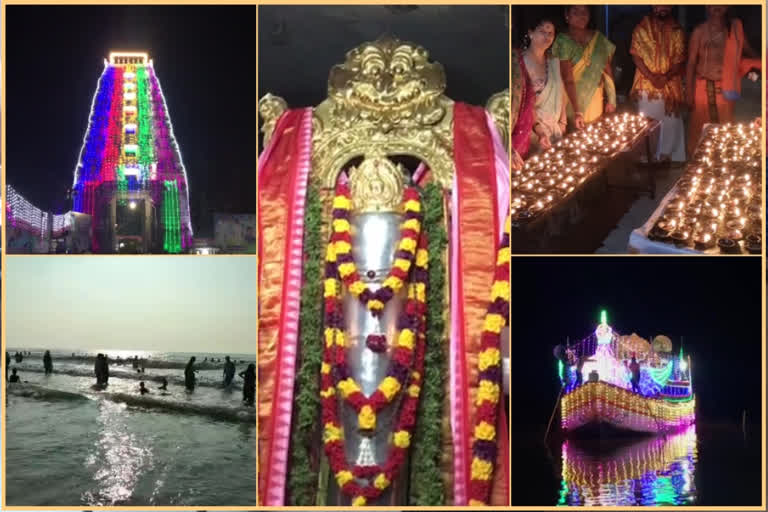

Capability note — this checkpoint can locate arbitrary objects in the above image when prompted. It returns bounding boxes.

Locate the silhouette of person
[239,364,256,406]
[185,357,197,391]
[223,356,236,387]
[43,350,53,375]
[630,355,641,392]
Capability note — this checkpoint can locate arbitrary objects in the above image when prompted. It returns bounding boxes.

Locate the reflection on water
[558,425,697,506]
[82,401,156,505]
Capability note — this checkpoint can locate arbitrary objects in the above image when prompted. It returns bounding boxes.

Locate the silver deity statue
[327,156,410,505]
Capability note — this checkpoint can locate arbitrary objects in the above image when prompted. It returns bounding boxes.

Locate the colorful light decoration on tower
[70,52,193,252]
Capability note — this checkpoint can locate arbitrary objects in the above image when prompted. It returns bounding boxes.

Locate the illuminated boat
[556,311,695,435]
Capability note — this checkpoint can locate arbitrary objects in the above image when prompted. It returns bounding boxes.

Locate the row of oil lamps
[650,122,762,254]
[511,113,651,223]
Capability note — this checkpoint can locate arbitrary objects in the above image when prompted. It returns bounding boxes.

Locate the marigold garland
[330,182,423,317]
[468,213,511,506]
[321,187,429,505]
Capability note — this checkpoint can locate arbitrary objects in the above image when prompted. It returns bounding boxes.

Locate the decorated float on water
[556,312,695,435]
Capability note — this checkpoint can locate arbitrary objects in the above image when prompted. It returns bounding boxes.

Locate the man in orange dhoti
[686,6,761,156]
[630,6,687,163]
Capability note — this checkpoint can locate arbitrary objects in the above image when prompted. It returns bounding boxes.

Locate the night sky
[6,5,256,237]
[512,257,763,426]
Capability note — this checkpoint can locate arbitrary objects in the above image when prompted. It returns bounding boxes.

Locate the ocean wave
[7,384,89,402]
[10,354,253,371]
[6,384,256,424]
[13,366,244,389]
[106,392,256,424]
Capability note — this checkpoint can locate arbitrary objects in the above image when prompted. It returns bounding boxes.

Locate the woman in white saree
[523,16,567,153]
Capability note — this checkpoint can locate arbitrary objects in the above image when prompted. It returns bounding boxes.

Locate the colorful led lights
[65,53,193,252]
[559,312,695,434]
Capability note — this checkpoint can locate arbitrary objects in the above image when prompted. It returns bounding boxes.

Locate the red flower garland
[332,183,423,317]
[468,214,511,505]
[321,223,429,505]
[325,186,428,426]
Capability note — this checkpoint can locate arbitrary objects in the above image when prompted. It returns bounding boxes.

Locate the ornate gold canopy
[259,36,509,189]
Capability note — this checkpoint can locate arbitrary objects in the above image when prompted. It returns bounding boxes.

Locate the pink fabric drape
[258,108,313,505]
[486,111,511,239]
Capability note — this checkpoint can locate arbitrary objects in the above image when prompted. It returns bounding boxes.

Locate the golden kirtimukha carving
[259,36,507,190]
[486,89,511,153]
[348,155,406,213]
[326,37,447,131]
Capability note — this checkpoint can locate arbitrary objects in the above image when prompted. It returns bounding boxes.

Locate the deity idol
[258,36,510,506]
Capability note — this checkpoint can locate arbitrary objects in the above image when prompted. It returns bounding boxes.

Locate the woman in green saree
[552,5,617,128]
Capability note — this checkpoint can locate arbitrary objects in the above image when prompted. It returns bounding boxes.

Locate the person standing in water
[158,377,168,391]
[94,354,109,387]
[185,356,197,391]
[43,350,53,375]
[238,364,256,406]
[9,368,20,383]
[139,382,150,395]
[94,354,103,386]
[222,356,236,387]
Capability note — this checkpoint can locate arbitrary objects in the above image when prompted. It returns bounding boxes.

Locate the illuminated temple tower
[71,52,192,253]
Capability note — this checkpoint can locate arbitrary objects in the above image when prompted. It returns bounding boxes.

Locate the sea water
[512,422,762,506]
[5,350,256,506]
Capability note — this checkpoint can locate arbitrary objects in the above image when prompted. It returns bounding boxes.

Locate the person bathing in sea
[223,356,236,387]
[94,354,104,386]
[158,377,168,391]
[184,356,198,391]
[94,354,110,388]
[239,364,256,406]
[43,350,53,375]
[139,381,150,395]
[9,368,20,383]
